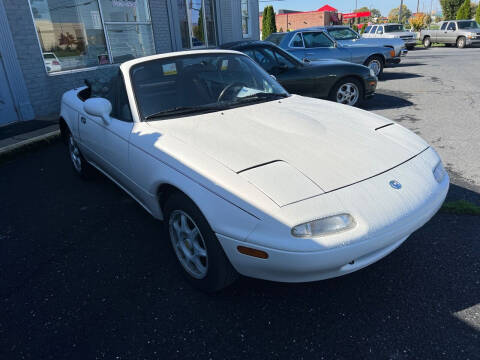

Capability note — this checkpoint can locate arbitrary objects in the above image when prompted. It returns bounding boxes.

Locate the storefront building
[0,0,259,124]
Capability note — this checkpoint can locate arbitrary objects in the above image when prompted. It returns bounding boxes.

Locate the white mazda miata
[60,50,449,291]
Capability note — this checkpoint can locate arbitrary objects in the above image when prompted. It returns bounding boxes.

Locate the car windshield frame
[129,53,289,121]
[457,21,479,29]
[384,25,405,33]
[327,28,360,40]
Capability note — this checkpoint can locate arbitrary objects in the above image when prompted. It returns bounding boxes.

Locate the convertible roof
[120,49,243,70]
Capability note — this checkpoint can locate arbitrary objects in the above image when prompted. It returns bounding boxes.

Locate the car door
[437,22,448,42]
[446,22,457,43]
[78,73,133,184]
[302,31,350,62]
[244,47,312,96]
[375,26,384,38]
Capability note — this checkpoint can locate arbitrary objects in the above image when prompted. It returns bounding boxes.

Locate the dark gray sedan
[267,28,396,77]
[221,41,377,106]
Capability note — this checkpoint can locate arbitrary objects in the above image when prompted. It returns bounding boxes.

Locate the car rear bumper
[217,148,449,283]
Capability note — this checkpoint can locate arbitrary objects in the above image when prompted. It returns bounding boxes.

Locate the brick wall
[260,11,337,34]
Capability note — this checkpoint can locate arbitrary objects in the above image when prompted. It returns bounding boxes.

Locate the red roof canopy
[317,5,337,12]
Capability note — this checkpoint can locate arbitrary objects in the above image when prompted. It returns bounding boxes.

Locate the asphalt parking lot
[1,48,479,359]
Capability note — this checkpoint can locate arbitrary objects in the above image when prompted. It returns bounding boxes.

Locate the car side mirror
[84,98,112,124]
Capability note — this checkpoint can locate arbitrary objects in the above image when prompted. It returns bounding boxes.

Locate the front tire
[330,77,363,107]
[164,192,238,292]
[423,37,431,48]
[67,132,92,178]
[457,36,466,49]
[364,55,384,77]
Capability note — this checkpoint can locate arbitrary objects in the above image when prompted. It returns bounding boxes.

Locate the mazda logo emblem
[389,180,402,190]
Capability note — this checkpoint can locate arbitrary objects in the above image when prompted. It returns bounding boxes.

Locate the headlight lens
[292,214,355,237]
[433,161,447,183]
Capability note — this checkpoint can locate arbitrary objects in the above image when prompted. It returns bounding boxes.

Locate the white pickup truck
[363,24,417,50]
[420,20,480,48]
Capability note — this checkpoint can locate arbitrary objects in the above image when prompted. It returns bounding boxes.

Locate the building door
[0,55,17,125]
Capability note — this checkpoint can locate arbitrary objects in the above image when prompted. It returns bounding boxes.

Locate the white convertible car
[60,50,449,291]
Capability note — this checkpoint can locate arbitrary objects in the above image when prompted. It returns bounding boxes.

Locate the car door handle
[80,116,86,124]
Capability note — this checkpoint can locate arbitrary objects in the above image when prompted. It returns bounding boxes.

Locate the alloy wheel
[169,210,208,279]
[69,135,82,173]
[336,83,360,106]
[368,60,382,77]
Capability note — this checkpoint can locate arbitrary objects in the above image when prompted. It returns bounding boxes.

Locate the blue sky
[258,0,442,16]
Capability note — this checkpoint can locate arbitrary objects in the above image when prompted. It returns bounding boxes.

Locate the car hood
[147,95,428,200]
[341,37,404,46]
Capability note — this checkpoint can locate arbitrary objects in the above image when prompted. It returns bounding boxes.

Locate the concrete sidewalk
[0,120,60,159]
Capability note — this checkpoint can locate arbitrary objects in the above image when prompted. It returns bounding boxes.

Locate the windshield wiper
[236,92,288,104]
[144,105,224,120]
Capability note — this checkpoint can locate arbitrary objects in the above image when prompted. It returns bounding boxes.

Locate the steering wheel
[217,82,248,103]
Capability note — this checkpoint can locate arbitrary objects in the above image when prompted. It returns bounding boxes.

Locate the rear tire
[423,37,431,48]
[329,77,364,107]
[457,36,466,49]
[164,192,238,292]
[364,55,384,77]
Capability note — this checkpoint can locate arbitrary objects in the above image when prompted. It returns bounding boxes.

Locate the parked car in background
[323,26,408,57]
[221,41,377,107]
[420,20,480,48]
[43,52,62,73]
[266,29,396,76]
[363,23,417,50]
[60,50,448,292]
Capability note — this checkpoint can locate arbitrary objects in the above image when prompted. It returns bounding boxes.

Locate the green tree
[476,3,480,23]
[388,5,412,23]
[440,0,464,20]
[193,7,205,43]
[457,0,472,19]
[261,6,276,40]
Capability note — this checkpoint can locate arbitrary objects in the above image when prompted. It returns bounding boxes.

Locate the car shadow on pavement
[380,72,423,81]
[1,143,479,359]
[361,92,413,111]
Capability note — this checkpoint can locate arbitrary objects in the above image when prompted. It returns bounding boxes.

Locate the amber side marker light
[237,246,269,259]
[390,49,396,57]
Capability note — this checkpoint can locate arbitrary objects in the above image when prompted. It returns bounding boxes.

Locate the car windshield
[328,28,360,40]
[384,25,405,32]
[458,21,479,29]
[131,53,288,120]
[43,53,56,59]
[266,33,287,45]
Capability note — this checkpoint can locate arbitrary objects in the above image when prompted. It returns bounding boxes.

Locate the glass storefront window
[105,24,155,63]
[177,0,217,49]
[29,0,155,74]
[241,0,250,38]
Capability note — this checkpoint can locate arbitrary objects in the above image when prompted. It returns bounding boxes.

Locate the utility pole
[417,0,420,13]
[398,0,404,23]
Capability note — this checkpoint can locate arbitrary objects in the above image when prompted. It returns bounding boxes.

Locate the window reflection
[177,0,217,49]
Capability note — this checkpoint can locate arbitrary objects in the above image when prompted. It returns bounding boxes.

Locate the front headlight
[291,214,355,237]
[433,161,447,183]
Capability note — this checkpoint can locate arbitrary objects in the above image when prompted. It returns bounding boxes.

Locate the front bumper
[218,148,449,283]
[364,76,377,99]
[466,38,480,46]
[386,56,402,65]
